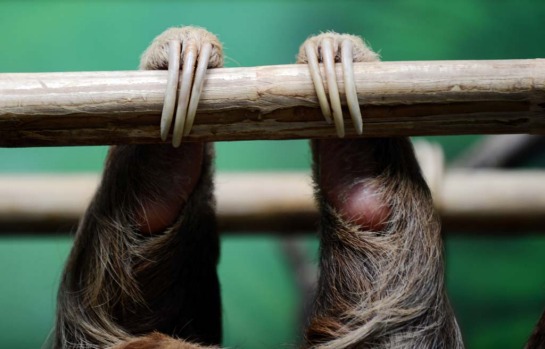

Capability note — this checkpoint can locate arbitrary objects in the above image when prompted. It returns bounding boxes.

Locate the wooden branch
[440,170,545,231]
[1,59,545,146]
[1,170,545,234]
[452,134,545,168]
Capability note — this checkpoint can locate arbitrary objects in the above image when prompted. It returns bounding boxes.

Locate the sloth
[53,26,466,348]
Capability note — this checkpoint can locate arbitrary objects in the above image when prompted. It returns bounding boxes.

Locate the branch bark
[1,59,544,146]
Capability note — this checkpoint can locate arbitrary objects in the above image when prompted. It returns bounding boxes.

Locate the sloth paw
[140,26,223,147]
[297,32,378,137]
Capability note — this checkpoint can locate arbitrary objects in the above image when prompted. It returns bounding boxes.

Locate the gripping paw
[296,32,379,137]
[140,26,224,147]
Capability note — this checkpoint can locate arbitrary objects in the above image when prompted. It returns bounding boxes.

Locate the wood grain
[1,59,544,146]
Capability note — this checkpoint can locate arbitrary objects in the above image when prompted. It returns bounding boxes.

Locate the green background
[1,1,545,348]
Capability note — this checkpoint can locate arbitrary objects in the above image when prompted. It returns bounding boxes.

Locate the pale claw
[171,41,198,147]
[142,27,222,146]
[160,40,181,141]
[305,42,332,123]
[321,38,345,138]
[341,39,363,135]
[184,42,212,136]
[162,41,214,146]
[301,34,369,137]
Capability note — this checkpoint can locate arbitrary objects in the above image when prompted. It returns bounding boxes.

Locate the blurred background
[1,1,544,348]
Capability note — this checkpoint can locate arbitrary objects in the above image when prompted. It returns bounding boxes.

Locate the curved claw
[305,42,332,123]
[172,42,197,147]
[160,40,181,141]
[184,42,212,136]
[321,38,345,138]
[341,40,363,135]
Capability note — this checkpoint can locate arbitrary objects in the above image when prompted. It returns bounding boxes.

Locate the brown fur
[53,28,480,349]
[296,33,464,348]
[54,27,223,349]
[526,310,545,349]
[304,139,463,348]
[109,332,217,349]
[54,143,221,349]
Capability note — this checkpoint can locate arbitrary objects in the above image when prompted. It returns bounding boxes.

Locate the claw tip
[160,132,168,142]
[172,138,181,148]
[356,125,363,135]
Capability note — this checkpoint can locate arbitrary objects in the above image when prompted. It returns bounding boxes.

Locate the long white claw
[184,42,212,136]
[341,40,363,135]
[172,42,197,147]
[322,38,345,138]
[160,40,181,141]
[305,42,332,123]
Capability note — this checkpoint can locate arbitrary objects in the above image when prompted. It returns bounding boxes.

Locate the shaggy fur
[296,33,464,348]
[54,27,223,349]
[304,139,463,348]
[54,27,469,349]
[54,144,221,349]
